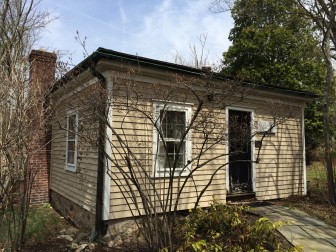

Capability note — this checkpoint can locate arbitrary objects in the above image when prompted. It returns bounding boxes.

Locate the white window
[65,110,78,172]
[153,103,192,177]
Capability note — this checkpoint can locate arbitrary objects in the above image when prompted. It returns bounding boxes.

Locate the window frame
[152,102,192,177]
[65,110,78,172]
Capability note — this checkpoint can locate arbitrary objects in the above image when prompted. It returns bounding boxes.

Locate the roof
[50,47,318,100]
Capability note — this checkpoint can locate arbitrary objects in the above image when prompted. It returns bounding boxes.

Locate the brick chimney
[29,50,57,96]
[28,50,56,204]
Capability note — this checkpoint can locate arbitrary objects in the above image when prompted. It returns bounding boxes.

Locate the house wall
[103,68,305,221]
[49,62,306,226]
[49,72,103,227]
[254,107,304,200]
[105,73,227,220]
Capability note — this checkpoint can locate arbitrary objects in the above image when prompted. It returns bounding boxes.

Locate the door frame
[225,106,256,194]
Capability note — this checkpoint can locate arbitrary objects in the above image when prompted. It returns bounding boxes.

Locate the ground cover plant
[13,201,297,252]
[24,204,65,245]
[0,204,72,251]
[175,200,296,252]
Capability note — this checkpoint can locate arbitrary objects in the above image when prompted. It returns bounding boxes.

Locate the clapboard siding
[50,80,102,214]
[108,80,227,219]
[49,64,307,222]
[253,104,303,200]
[104,75,305,219]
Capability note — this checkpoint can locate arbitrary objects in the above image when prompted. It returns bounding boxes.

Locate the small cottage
[43,48,315,234]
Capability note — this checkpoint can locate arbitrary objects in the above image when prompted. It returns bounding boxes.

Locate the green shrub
[178,201,297,252]
[24,206,62,244]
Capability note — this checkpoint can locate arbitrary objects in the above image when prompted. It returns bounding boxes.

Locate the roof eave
[49,47,319,101]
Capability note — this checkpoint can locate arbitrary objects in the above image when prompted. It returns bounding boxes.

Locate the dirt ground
[22,162,336,251]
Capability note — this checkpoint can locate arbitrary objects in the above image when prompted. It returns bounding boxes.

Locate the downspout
[89,62,108,239]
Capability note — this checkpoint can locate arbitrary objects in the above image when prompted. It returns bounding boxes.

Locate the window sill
[65,164,76,172]
[151,173,191,179]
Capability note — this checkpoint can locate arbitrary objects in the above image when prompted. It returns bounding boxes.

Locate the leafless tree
[0,0,53,250]
[296,0,336,204]
[110,78,297,251]
[209,0,234,12]
[173,33,218,70]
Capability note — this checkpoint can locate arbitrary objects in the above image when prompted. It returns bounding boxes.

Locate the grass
[0,203,71,250]
[24,204,65,245]
[307,161,328,182]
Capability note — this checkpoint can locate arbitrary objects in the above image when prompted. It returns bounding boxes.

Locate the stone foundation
[103,218,146,250]
[50,190,95,232]
[105,217,138,238]
[51,190,147,249]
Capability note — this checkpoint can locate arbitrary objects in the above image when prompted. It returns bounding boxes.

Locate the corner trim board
[102,106,112,220]
[102,76,112,221]
[302,107,307,195]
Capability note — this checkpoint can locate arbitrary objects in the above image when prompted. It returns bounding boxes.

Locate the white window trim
[152,102,192,177]
[65,110,78,172]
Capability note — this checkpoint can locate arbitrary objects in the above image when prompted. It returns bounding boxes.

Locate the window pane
[175,153,185,169]
[67,141,75,164]
[68,114,76,139]
[158,141,185,170]
[160,110,185,139]
[158,156,165,173]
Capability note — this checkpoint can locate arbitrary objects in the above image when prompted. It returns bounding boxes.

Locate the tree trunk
[323,32,336,204]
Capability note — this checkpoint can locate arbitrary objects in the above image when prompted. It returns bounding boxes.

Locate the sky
[37,0,233,68]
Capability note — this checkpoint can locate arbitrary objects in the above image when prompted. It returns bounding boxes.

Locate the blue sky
[38,0,233,67]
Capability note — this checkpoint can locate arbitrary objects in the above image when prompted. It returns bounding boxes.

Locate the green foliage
[223,0,325,92]
[305,101,324,160]
[307,162,327,182]
[179,201,297,252]
[1,206,65,250]
[306,161,328,195]
[24,206,62,244]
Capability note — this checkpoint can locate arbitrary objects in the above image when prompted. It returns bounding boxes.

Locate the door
[228,109,253,194]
